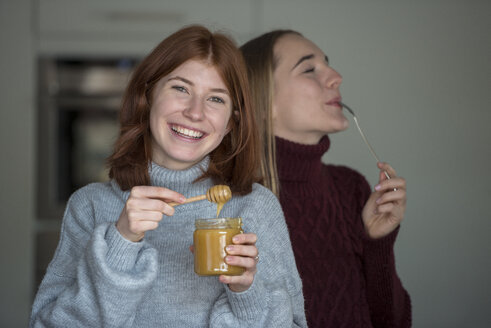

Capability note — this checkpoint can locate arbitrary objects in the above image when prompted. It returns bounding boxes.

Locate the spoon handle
[168,194,206,207]
[340,101,392,180]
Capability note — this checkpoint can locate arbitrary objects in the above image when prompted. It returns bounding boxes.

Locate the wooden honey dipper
[167,185,232,208]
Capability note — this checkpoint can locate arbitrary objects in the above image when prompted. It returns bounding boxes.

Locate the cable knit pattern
[275,136,411,328]
[30,157,307,328]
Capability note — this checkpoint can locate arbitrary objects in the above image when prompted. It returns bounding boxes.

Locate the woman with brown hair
[241,30,411,327]
[30,26,306,328]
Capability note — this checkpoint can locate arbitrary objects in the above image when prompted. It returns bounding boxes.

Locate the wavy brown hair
[107,25,260,195]
[240,30,301,196]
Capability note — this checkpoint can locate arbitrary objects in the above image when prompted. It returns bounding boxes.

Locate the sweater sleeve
[209,186,307,328]
[356,175,412,328]
[29,189,158,328]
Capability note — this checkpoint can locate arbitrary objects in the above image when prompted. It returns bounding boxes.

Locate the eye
[209,96,225,104]
[303,67,315,74]
[171,85,189,94]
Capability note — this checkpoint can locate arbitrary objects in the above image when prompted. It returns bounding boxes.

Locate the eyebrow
[291,54,330,70]
[167,76,229,95]
[292,54,314,70]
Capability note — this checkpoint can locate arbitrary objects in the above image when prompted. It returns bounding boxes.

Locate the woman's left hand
[219,233,259,293]
[362,162,407,239]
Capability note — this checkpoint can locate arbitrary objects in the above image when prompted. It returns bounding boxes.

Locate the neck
[273,130,324,145]
[275,135,330,182]
[149,156,213,197]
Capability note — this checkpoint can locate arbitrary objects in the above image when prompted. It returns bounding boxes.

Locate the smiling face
[272,33,348,144]
[149,59,233,170]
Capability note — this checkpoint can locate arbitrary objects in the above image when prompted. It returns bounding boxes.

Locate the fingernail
[376,197,381,204]
[232,236,239,243]
[375,184,381,191]
[225,256,233,263]
[180,196,186,202]
[226,246,233,252]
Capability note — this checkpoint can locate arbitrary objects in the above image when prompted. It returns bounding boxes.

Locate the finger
[127,210,165,223]
[225,255,256,270]
[225,244,258,258]
[232,233,257,245]
[139,198,170,212]
[219,272,254,288]
[130,186,186,204]
[189,245,194,254]
[375,202,397,215]
[378,167,389,182]
[128,220,160,235]
[127,198,175,216]
[375,177,406,192]
[377,162,398,178]
[376,189,406,205]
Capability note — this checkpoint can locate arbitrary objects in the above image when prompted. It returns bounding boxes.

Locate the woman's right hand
[116,186,186,242]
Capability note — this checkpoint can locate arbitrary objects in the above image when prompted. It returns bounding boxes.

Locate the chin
[340,121,350,131]
[324,122,349,134]
[336,118,350,132]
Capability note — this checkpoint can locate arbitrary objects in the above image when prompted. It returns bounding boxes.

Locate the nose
[325,67,342,89]
[183,97,205,121]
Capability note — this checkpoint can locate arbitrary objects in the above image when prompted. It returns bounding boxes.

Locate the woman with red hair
[30,26,306,328]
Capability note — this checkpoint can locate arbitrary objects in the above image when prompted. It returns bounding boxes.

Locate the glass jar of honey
[194,218,245,276]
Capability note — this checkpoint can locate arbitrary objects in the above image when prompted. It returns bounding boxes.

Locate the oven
[35,57,139,288]
[37,57,138,220]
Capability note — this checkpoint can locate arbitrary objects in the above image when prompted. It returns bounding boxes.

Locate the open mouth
[170,124,205,139]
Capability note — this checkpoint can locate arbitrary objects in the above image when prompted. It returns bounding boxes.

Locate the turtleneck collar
[148,156,213,197]
[275,135,330,182]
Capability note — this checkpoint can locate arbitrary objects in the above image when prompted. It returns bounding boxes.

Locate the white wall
[0,0,35,327]
[1,0,489,327]
[260,1,491,327]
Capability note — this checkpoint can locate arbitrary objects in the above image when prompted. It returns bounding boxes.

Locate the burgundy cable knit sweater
[275,136,411,328]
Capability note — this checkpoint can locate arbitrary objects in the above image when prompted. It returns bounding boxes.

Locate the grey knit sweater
[30,158,307,327]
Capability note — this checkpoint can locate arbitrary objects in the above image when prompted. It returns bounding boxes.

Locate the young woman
[241,30,411,327]
[30,26,307,328]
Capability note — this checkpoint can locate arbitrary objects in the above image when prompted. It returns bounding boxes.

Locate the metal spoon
[340,101,391,180]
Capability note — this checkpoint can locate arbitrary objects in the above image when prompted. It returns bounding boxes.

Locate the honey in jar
[194,218,245,276]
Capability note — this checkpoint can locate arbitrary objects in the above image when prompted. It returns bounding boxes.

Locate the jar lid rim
[195,217,242,228]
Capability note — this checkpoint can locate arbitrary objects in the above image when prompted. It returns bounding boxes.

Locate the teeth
[172,125,204,139]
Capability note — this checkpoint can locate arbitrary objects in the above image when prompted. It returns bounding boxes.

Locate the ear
[225,110,239,135]
[271,101,278,120]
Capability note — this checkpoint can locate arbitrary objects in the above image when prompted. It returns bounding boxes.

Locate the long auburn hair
[240,30,301,196]
[107,25,260,195]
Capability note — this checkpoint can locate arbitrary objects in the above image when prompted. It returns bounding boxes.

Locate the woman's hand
[116,186,185,242]
[362,162,407,239]
[219,233,259,293]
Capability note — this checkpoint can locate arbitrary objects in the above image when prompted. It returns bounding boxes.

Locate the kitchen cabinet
[37,0,257,56]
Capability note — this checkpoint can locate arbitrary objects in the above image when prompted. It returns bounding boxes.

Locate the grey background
[1,0,490,327]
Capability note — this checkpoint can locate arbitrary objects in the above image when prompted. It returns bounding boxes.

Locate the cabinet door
[38,0,255,55]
